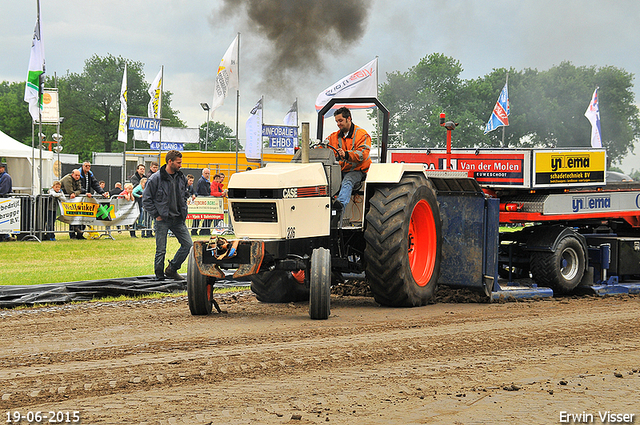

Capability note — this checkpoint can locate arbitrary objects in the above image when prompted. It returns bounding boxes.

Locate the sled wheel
[250,270,310,303]
[187,247,214,315]
[530,236,585,294]
[309,247,331,320]
[364,174,442,306]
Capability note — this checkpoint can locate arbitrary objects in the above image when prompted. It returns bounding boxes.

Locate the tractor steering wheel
[311,141,341,158]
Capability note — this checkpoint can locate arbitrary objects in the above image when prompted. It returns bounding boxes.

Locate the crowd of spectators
[1,158,233,242]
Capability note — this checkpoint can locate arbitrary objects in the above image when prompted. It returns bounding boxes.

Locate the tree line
[1,53,639,165]
[0,54,233,161]
[374,53,640,165]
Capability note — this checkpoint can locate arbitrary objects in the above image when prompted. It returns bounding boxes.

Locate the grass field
[0,232,215,286]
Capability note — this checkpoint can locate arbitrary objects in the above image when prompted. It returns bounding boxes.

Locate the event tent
[0,129,53,195]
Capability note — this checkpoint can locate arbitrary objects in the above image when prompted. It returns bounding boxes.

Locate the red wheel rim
[408,199,437,286]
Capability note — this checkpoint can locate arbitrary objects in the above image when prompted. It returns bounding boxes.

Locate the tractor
[187,98,492,319]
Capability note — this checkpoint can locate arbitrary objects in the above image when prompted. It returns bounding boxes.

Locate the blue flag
[484,83,510,134]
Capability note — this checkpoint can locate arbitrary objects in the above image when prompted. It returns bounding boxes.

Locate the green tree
[374,53,471,149]
[0,81,33,143]
[199,121,235,151]
[377,56,640,165]
[55,54,184,160]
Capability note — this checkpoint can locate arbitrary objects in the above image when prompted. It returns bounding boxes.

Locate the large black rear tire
[250,270,310,303]
[364,174,442,307]
[530,236,585,294]
[187,248,214,315]
[309,247,331,320]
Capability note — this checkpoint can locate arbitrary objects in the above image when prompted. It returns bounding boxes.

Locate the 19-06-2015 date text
[6,411,80,423]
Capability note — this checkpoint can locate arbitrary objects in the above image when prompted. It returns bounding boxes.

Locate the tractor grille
[232,202,278,222]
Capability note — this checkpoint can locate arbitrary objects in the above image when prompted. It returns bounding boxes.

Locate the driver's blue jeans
[337,170,365,208]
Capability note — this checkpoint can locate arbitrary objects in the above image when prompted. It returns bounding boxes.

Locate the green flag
[24,14,45,122]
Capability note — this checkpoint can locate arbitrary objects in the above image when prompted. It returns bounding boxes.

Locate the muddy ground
[0,285,639,425]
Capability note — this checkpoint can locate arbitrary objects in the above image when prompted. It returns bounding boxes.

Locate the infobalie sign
[262,125,298,149]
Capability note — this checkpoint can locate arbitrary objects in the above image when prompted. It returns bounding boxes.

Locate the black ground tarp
[0,273,250,308]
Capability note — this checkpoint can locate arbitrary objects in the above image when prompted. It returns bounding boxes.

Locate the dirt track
[1,290,639,425]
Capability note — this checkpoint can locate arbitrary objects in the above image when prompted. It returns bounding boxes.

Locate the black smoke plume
[216,0,371,97]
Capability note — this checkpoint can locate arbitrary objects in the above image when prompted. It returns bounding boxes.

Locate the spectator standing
[210,173,228,197]
[210,173,228,229]
[133,177,152,238]
[111,182,123,196]
[192,168,211,235]
[0,163,12,195]
[186,174,196,198]
[0,163,14,241]
[146,162,159,178]
[130,164,145,187]
[45,181,66,241]
[142,150,193,280]
[78,162,109,198]
[119,183,137,237]
[60,170,85,239]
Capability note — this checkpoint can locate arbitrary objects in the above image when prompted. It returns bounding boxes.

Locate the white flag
[211,35,239,113]
[24,15,46,122]
[148,67,162,119]
[147,67,162,144]
[315,58,377,112]
[245,98,263,162]
[584,87,602,148]
[117,64,128,143]
[283,100,298,155]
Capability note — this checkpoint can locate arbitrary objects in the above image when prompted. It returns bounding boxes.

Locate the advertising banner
[57,197,139,226]
[187,196,224,220]
[41,89,60,123]
[390,150,528,187]
[533,150,606,187]
[0,198,21,234]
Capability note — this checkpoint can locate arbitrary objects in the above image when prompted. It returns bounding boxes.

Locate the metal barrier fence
[0,194,233,242]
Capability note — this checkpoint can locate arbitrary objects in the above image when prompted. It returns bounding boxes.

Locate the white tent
[0,130,53,195]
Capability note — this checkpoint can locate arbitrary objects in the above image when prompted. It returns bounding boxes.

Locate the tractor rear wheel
[250,270,310,303]
[187,248,214,315]
[309,247,331,320]
[364,174,442,306]
[530,236,585,294]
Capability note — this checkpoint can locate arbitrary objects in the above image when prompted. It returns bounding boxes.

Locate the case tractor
[187,98,494,319]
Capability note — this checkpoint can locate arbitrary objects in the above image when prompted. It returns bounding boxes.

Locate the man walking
[142,150,193,280]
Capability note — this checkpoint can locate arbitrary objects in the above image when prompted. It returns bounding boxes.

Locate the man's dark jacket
[60,173,81,197]
[78,168,104,195]
[130,171,145,187]
[142,165,189,221]
[196,176,211,197]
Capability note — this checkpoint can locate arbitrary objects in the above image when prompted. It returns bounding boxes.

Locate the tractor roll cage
[316,97,390,164]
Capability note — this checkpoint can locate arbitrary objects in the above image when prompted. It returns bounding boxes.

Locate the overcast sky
[3,0,640,171]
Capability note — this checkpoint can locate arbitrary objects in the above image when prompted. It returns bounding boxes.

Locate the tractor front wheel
[187,248,214,315]
[309,247,331,320]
